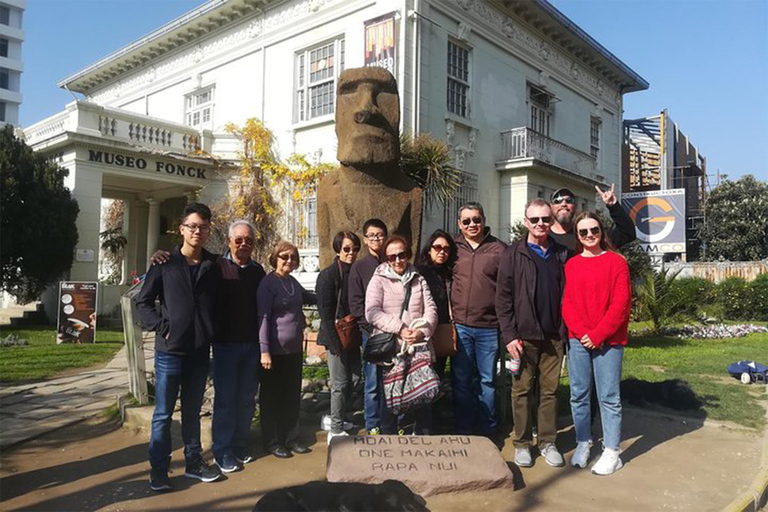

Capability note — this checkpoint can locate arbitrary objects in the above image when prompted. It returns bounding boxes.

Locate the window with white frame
[0,7,9,26]
[295,37,345,122]
[184,87,214,129]
[0,68,9,90]
[590,116,601,159]
[529,85,553,136]
[0,38,7,58]
[447,40,470,118]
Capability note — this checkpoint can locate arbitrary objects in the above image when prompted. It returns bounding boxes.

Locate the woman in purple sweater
[257,241,316,459]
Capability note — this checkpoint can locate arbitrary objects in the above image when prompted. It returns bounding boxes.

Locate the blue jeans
[212,343,260,460]
[568,338,624,450]
[451,324,499,434]
[149,350,210,471]
[361,331,381,430]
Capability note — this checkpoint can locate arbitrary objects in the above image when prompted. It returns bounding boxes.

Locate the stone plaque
[326,435,515,496]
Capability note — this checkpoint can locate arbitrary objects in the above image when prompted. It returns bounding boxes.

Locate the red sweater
[562,251,631,348]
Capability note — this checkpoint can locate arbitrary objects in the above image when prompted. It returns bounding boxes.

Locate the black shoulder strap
[399,281,413,318]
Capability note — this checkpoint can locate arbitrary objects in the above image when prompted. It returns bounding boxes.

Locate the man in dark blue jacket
[136,203,222,492]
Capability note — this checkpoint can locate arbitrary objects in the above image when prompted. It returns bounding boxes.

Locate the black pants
[260,353,303,449]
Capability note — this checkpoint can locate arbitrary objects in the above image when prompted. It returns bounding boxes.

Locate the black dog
[253,479,429,512]
[620,378,703,411]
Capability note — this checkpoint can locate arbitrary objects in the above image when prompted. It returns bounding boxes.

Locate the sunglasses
[278,254,299,262]
[431,244,451,254]
[552,196,575,205]
[233,236,254,246]
[527,216,552,225]
[341,246,360,254]
[461,216,483,226]
[386,251,409,262]
[578,226,601,238]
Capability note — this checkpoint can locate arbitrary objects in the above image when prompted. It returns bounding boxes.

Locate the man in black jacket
[135,203,223,491]
[348,219,387,434]
[211,220,266,472]
[550,184,635,251]
[496,198,569,469]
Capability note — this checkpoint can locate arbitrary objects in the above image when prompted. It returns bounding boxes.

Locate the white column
[121,200,131,285]
[145,198,160,268]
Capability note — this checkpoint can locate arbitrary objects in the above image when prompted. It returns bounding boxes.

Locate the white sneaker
[591,447,623,475]
[321,415,353,432]
[571,441,591,468]
[539,443,565,467]
[514,447,533,467]
[327,430,349,445]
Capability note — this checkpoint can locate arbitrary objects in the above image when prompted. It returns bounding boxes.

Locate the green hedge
[663,273,768,321]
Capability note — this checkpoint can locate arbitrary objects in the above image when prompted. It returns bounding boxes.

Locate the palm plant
[636,268,701,334]
[399,133,462,212]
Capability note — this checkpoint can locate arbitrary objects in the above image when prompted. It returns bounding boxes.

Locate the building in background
[0,0,24,126]
[623,109,708,259]
[24,0,647,317]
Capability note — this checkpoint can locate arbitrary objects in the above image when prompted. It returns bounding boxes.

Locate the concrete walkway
[0,340,154,448]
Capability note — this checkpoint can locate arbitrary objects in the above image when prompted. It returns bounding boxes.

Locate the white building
[24,0,647,314]
[0,0,24,126]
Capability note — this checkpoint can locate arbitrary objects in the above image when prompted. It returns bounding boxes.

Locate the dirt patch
[0,410,762,511]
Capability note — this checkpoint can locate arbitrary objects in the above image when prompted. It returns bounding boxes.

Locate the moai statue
[317,67,422,267]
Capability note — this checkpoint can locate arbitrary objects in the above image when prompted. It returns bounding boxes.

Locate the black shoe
[288,442,311,455]
[268,445,293,459]
[184,458,222,482]
[149,468,171,492]
[233,449,254,465]
[215,454,242,474]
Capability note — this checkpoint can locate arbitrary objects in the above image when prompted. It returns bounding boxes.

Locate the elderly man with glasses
[450,202,506,444]
[549,184,636,251]
[211,220,266,472]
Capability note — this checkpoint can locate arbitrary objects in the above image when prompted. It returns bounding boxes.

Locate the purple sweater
[257,272,316,355]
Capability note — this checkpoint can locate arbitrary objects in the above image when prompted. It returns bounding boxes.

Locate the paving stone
[0,392,38,406]
[1,399,51,416]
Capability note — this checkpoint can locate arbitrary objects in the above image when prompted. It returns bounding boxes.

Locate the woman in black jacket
[416,229,458,386]
[316,231,362,444]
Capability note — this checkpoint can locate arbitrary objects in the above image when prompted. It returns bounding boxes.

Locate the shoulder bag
[363,284,412,365]
[432,276,458,357]
[334,260,361,351]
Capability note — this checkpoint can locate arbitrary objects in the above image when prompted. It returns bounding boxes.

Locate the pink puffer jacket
[365,263,437,342]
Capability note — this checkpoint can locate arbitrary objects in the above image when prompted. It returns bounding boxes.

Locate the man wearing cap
[549,184,635,251]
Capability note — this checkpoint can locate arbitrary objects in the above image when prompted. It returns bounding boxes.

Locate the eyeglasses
[431,244,451,254]
[342,246,360,254]
[182,223,210,233]
[278,254,299,262]
[365,233,385,241]
[578,226,601,238]
[552,196,575,205]
[461,216,483,226]
[233,236,254,246]
[527,216,552,225]
[386,251,409,262]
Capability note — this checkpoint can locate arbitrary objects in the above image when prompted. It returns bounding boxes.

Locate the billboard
[57,281,98,344]
[364,13,397,76]
[621,189,686,254]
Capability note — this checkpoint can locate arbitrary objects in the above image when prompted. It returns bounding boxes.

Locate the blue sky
[21,0,767,181]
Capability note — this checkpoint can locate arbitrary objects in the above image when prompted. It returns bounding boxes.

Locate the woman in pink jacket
[365,235,438,434]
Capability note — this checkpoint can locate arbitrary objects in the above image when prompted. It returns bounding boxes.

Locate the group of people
[135,183,635,493]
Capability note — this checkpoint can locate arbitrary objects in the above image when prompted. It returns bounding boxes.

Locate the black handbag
[363,285,412,365]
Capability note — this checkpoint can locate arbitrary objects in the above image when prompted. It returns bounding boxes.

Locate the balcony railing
[24,101,207,154]
[500,127,597,178]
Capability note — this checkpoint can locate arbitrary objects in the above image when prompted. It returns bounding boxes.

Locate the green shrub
[748,273,768,321]
[716,277,751,320]
[669,277,716,316]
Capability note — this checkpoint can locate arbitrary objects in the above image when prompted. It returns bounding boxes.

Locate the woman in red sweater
[562,212,631,476]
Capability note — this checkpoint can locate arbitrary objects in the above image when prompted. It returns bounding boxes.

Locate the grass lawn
[559,327,768,430]
[0,326,124,383]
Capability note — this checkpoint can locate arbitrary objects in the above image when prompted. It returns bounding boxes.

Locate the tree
[698,175,768,261]
[399,133,462,212]
[1,125,79,303]
[636,268,699,334]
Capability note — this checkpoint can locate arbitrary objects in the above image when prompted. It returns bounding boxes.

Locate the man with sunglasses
[550,185,635,251]
[451,202,507,443]
[496,198,570,469]
[348,218,388,434]
[136,203,224,491]
[211,220,266,472]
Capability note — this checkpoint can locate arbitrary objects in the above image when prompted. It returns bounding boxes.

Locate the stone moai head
[335,67,400,167]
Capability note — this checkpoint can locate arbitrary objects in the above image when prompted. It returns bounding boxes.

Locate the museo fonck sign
[88,150,208,180]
